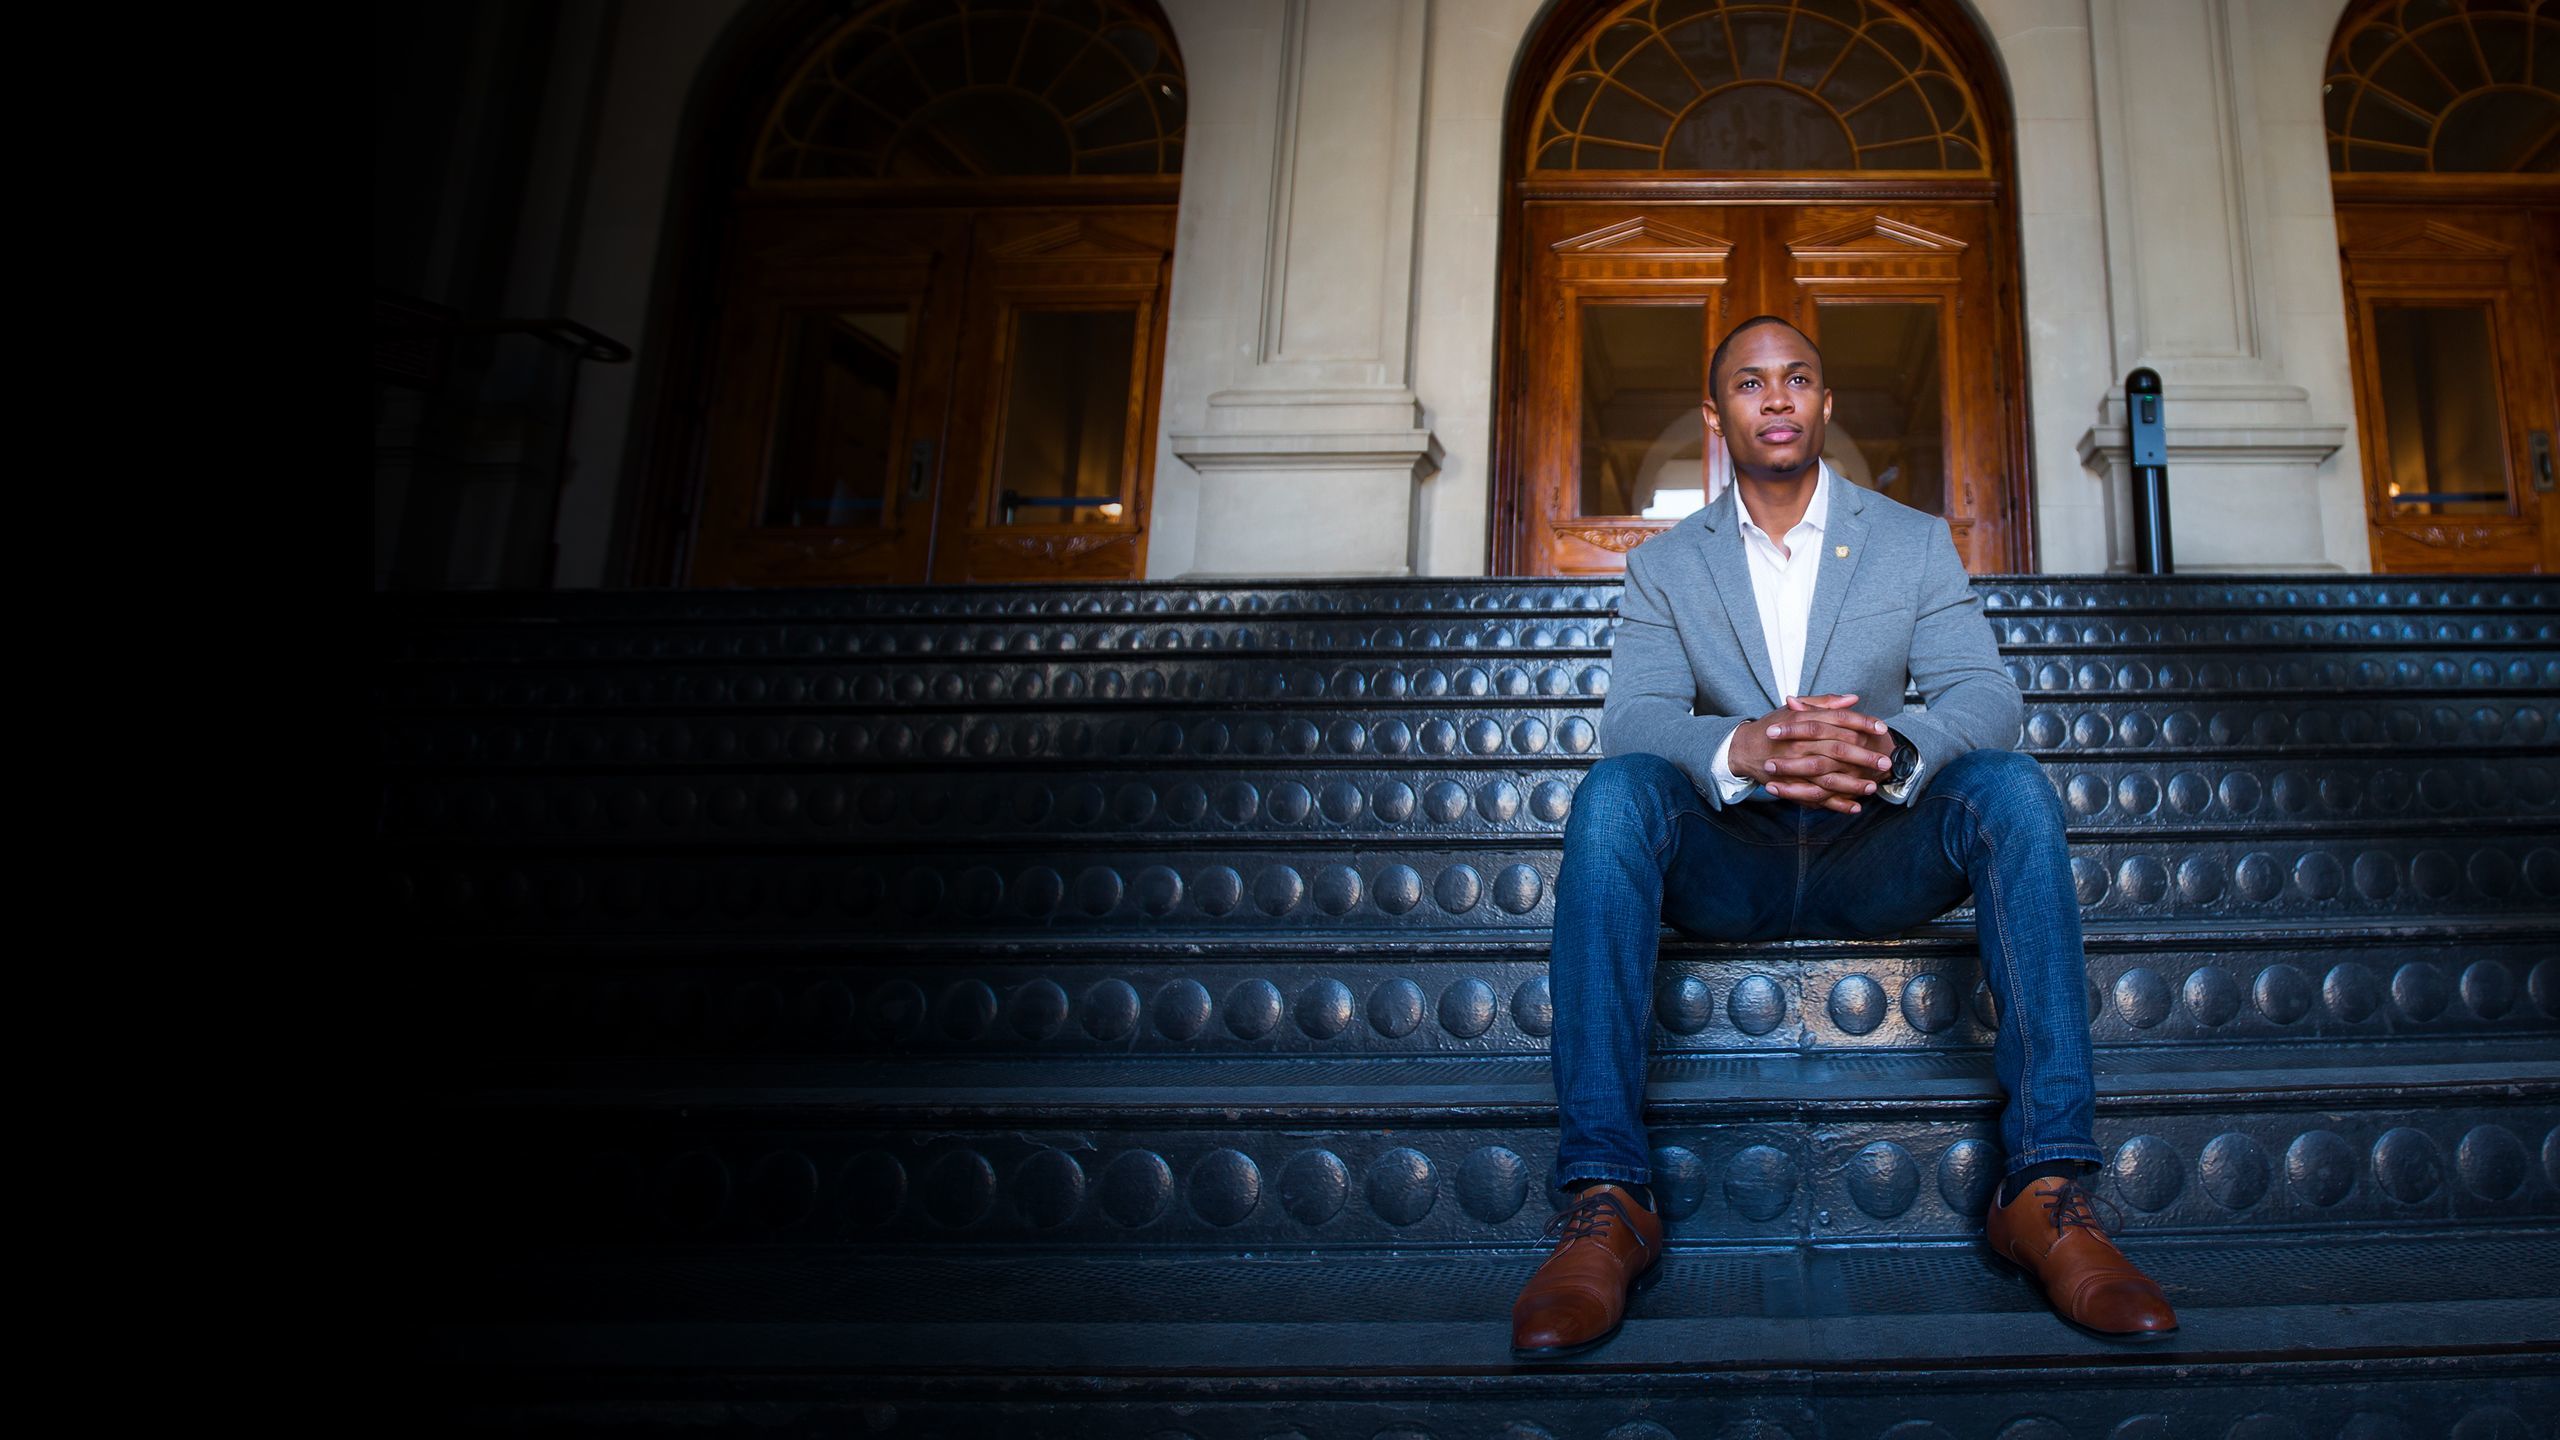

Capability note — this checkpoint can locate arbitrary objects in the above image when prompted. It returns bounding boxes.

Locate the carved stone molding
[1172,429,1444,482]
[2075,424,2350,471]
[1201,387,1428,436]
[2078,381,2346,473]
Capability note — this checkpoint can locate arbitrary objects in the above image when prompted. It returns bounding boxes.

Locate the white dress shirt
[1705,462,1918,804]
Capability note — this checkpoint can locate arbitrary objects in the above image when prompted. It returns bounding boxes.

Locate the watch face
[1891,741,1918,784]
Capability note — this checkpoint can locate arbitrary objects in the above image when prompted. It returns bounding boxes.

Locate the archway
[1491,0,2029,576]
[2325,0,2559,574]
[675,0,1186,586]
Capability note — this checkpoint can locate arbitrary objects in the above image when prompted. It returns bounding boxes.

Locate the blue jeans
[1548,747,2103,1194]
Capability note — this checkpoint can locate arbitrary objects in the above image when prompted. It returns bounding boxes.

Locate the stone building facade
[375,0,2558,586]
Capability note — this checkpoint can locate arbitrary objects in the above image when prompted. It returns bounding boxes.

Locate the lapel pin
[1835,544,1849,558]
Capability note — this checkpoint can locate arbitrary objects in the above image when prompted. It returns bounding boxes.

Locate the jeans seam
[1793,807,1809,931]
[1601,785,1697,1185]
[2007,1142,2109,1178]
[1650,799,1710,867]
[2004,1143,2105,1177]
[1698,803,1796,848]
[1557,1163,1652,1187]
[1932,785,2042,1155]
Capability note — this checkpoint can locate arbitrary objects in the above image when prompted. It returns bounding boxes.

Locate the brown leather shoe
[1983,1172,2178,1341]
[1510,1183,1666,1361]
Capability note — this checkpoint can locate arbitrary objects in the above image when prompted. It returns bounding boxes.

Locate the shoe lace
[2042,1173,2126,1238]
[1541,1189,1648,1249]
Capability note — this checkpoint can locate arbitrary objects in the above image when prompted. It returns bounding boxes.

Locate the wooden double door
[2334,198,2559,574]
[1503,200,2024,576]
[689,205,1173,586]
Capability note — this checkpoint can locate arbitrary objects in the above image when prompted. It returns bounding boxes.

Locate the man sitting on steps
[1510,315,2179,1361]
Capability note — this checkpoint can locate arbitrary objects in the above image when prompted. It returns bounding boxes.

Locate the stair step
[376,757,2560,847]
[436,1092,2558,1247]
[425,1358,2560,1440]
[377,696,2559,768]
[380,829,2560,932]
[386,609,2559,663]
[422,914,2560,955]
[440,934,2560,1058]
[379,573,2560,626]
[422,1228,2560,1374]
[461,1038,2560,1114]
[373,647,2560,713]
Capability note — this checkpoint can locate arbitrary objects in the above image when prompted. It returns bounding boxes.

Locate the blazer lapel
[1699,486,1784,711]
[1795,471,1869,696]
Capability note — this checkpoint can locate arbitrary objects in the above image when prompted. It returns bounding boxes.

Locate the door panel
[1576,300,1716,519]
[690,210,968,586]
[2337,203,2556,574]
[1508,202,2020,575]
[761,306,919,529]
[1805,298,1946,513]
[1773,204,2012,573]
[933,208,1172,584]
[1517,204,1738,573]
[689,205,1173,587]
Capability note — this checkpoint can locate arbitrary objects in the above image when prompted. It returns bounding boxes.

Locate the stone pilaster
[2073,0,2359,571]
[1155,0,1439,576]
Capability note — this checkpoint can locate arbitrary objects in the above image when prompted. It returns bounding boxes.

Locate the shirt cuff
[1876,732,1925,804]
[1708,728,1758,804]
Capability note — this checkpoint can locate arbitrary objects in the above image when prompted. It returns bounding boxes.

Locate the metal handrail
[373,296,633,587]
[382,312,633,364]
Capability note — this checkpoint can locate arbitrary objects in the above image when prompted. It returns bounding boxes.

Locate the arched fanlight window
[2324,0,2560,173]
[754,0,1187,182]
[1528,0,1989,173]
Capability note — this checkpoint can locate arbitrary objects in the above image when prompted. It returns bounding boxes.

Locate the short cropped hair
[1708,315,1822,399]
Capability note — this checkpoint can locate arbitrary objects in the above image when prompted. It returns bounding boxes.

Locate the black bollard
[2126,368,2173,575]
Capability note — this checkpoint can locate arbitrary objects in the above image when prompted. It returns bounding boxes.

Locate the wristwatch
[1873,727,1914,794]
[1884,729,1920,791]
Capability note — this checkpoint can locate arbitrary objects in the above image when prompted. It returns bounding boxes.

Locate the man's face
[1704,324,1831,480]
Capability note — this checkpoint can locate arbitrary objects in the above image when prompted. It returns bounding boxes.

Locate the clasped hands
[1726,692,1897,814]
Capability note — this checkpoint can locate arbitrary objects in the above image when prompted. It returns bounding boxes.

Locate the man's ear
[1819,389,1833,424]
[1701,399,1721,437]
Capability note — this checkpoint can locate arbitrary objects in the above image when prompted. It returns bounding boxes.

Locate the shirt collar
[1735,459,1834,541]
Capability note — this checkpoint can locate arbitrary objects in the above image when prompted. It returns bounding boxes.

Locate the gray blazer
[1600,478,2022,809]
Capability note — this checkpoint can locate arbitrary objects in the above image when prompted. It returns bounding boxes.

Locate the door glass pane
[763,310,907,528]
[1579,302,1707,517]
[1814,299,1945,516]
[994,309,1137,526]
[2372,305,2513,515]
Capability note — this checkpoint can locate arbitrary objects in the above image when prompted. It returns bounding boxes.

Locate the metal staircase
[378,576,2560,1437]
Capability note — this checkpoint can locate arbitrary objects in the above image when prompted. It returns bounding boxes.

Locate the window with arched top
[2323,0,2559,173]
[1528,0,1990,173]
[753,0,1187,182]
[2322,1,2560,576]
[668,0,1185,589]
[1496,0,2028,578]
